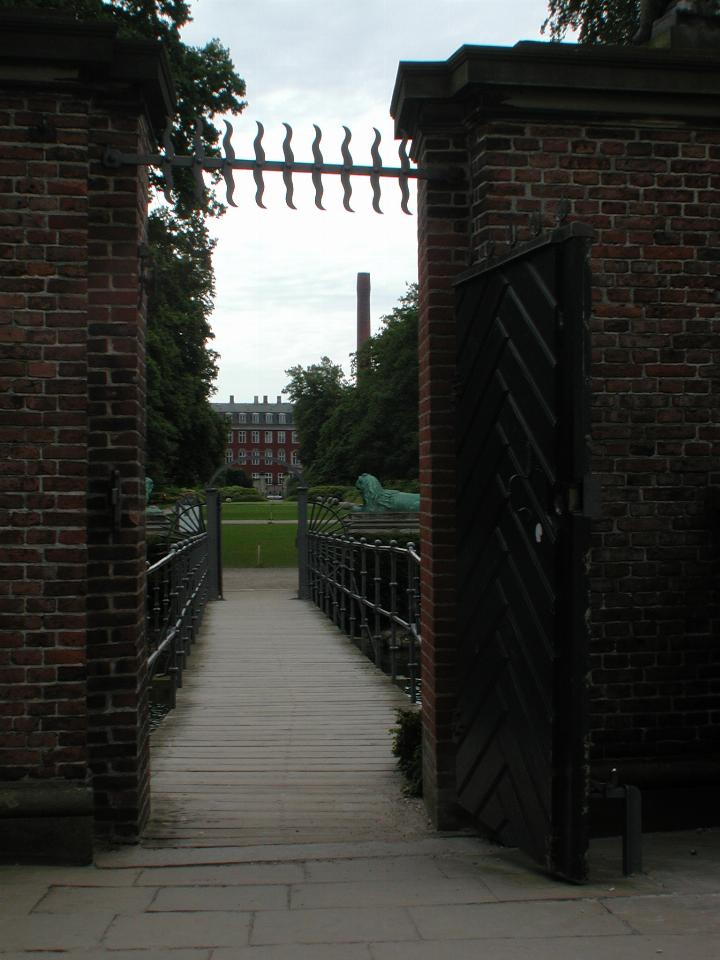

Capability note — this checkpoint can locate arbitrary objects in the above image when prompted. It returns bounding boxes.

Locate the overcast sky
[180,1,558,403]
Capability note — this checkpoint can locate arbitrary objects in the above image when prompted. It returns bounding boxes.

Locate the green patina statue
[353,474,420,513]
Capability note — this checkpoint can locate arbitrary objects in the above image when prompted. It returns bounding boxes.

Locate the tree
[287,285,419,486]
[145,210,226,486]
[284,358,349,472]
[542,0,641,44]
[3,0,248,486]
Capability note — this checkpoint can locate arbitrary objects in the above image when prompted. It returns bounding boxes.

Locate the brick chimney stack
[357,272,370,354]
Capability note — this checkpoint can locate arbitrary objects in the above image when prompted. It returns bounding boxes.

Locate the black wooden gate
[455,224,594,882]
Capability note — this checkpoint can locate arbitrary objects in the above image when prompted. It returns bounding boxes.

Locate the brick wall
[466,117,720,764]
[0,89,91,786]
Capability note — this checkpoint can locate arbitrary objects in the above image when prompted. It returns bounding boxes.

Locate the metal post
[296,480,309,600]
[206,486,223,600]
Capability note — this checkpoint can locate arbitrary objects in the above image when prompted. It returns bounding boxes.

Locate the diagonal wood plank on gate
[143,569,428,848]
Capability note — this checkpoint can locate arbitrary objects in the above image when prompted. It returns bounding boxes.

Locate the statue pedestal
[344,511,420,542]
[651,7,720,50]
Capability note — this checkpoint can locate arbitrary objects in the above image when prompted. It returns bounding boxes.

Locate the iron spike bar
[102,119,458,214]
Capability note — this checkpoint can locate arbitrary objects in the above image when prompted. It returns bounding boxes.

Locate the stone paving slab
[97,836,481,869]
[303,855,447,884]
[212,947,370,960]
[368,935,720,960]
[605,893,720,935]
[250,906,419,945]
[290,876,495,909]
[407,899,630,940]
[134,862,305,886]
[0,913,113,951]
[150,884,289,912]
[104,911,252,949]
[33,885,157,914]
[0,954,210,960]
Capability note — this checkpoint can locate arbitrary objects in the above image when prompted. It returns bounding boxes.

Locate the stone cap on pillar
[391,40,720,140]
[0,8,175,132]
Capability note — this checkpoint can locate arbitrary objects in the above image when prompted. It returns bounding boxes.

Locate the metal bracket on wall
[109,469,122,535]
[102,118,456,214]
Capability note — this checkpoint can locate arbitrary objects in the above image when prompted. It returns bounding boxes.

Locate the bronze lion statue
[353,474,420,513]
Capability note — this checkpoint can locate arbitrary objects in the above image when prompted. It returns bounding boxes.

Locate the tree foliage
[542,0,641,44]
[145,211,226,485]
[284,357,349,474]
[285,286,419,487]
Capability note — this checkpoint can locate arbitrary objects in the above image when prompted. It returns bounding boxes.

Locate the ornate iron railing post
[389,540,398,683]
[205,486,223,601]
[296,477,309,600]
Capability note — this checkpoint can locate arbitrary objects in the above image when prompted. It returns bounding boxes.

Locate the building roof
[213,402,294,416]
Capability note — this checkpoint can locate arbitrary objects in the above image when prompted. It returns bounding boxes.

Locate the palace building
[212,395,301,496]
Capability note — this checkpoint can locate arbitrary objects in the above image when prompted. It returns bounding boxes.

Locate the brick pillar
[84,99,154,841]
[0,10,172,858]
[394,38,720,829]
[391,84,471,826]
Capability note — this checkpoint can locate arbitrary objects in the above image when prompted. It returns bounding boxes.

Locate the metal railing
[146,532,210,704]
[308,524,421,703]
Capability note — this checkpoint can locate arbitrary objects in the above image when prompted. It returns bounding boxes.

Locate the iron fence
[146,532,210,705]
[307,516,421,702]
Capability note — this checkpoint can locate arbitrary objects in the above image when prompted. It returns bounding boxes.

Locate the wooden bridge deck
[143,569,429,848]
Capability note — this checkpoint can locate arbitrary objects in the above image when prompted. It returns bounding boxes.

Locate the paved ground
[2,570,720,958]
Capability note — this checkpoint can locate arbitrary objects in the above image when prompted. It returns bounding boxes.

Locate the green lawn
[221,522,298,568]
[221,501,298,521]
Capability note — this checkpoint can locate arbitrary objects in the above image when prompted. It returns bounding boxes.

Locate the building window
[227,431,233,443]
[265,413,273,424]
[251,430,260,443]
[252,413,259,423]
[279,413,286,424]
[225,449,233,464]
[277,448,286,463]
[277,431,285,443]
[291,450,299,465]
[264,449,273,463]
[264,431,272,443]
[239,412,246,423]
[292,432,298,443]
[252,472,260,481]
[238,449,246,462]
[238,430,246,443]
[252,450,260,464]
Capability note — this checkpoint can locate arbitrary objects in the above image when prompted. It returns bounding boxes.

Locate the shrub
[391,707,423,797]
[219,485,264,502]
[307,484,354,502]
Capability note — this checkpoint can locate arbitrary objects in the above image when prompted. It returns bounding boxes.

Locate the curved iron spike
[161,121,176,204]
[221,120,237,207]
[282,122,296,210]
[253,121,266,209]
[192,117,206,207]
[340,125,354,213]
[370,127,382,214]
[399,138,412,216]
[311,123,325,211]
